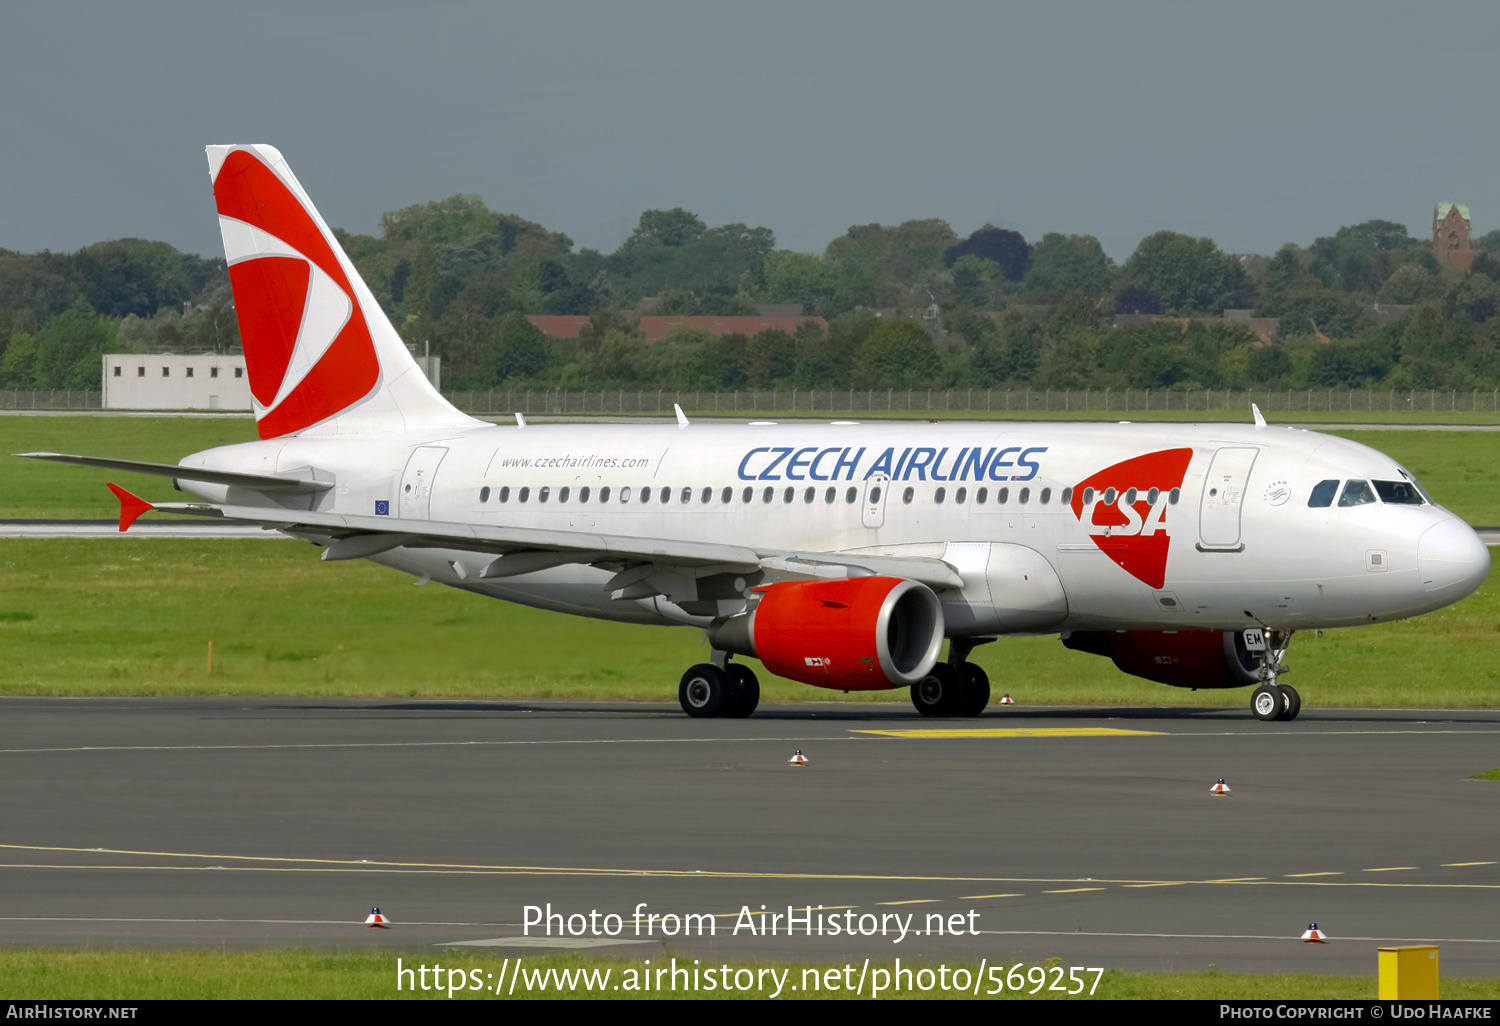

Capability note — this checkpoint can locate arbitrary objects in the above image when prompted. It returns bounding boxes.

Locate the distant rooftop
[526,314,827,342]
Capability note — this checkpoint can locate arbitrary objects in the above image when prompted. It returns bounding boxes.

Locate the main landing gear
[1251,682,1301,722]
[911,639,993,717]
[678,659,760,718]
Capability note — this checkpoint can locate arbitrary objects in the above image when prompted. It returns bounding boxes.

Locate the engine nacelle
[708,576,945,691]
[1062,629,1267,689]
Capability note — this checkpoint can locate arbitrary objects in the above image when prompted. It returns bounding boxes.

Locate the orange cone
[999,694,1014,705]
[1210,778,1231,796]
[788,750,808,766]
[1300,922,1326,943]
[365,907,391,928]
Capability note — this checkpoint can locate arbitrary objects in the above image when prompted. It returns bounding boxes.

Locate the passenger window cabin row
[472,483,1184,509]
[471,476,1428,512]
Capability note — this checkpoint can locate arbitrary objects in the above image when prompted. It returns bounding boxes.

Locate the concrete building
[103,353,252,409]
[102,348,440,410]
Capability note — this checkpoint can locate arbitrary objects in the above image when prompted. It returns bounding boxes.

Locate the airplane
[18,145,1491,722]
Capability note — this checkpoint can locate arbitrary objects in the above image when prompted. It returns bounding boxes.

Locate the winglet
[106,482,154,532]
[674,403,690,428]
[515,412,526,428]
[1251,403,1266,429]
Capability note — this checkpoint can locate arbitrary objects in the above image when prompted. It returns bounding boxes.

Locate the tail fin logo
[211,148,380,438]
[1070,448,1194,589]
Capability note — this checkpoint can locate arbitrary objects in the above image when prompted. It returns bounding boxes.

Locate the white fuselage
[176,419,1489,636]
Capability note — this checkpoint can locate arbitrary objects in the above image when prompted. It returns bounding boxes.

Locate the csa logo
[212,148,381,439]
[1070,448,1194,589]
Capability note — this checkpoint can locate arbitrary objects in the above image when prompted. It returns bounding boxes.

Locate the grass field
[3,416,1498,524]
[1,949,1496,1000]
[1,538,1496,705]
[1,415,259,519]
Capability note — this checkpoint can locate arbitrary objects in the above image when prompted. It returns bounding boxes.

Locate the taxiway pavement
[1,698,1497,976]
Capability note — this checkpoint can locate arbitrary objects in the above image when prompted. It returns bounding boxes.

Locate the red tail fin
[107,483,154,532]
[206,145,475,438]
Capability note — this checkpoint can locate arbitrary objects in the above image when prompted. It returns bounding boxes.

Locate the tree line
[3,196,1498,394]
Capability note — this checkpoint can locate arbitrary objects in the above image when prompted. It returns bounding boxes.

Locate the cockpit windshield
[1308,476,1428,508]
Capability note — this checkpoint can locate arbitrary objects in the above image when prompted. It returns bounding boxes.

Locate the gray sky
[2,1,1496,262]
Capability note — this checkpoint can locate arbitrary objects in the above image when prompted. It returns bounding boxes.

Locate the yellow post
[207,640,214,675]
[1378,945,1438,999]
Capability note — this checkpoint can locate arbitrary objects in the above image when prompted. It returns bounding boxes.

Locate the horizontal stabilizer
[15,452,332,494]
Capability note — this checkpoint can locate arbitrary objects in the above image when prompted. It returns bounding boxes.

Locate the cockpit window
[1308,480,1339,508]
[1338,480,1377,507]
[1398,468,1436,505]
[1373,480,1424,505]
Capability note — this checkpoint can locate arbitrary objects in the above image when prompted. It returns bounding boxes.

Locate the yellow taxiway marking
[876,899,942,905]
[1,845,1497,890]
[960,894,1025,899]
[1285,872,1343,877]
[853,728,1165,739]
[1043,888,1105,894]
[1444,862,1498,867]
[1364,867,1419,872]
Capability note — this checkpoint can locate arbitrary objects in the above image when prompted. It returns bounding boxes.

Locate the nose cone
[1417,518,1490,604]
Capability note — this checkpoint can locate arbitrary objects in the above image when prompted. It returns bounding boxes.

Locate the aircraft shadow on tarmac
[255,699,1500,725]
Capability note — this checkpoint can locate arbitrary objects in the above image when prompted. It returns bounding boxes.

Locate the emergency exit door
[861,473,889,528]
[399,446,447,519]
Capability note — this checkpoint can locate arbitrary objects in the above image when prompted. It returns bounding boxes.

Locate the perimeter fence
[7,387,1500,416]
[1,390,104,410]
[440,388,1500,417]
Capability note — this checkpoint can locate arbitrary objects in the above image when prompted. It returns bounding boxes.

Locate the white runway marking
[975,929,1500,944]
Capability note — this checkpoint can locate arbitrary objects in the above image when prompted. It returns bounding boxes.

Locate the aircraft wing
[138,495,964,592]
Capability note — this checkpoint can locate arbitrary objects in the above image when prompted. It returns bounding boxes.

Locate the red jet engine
[709,576,945,690]
[1062,629,1267,689]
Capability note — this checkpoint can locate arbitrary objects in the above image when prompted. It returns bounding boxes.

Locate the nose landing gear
[1245,629,1300,721]
[1251,682,1302,721]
